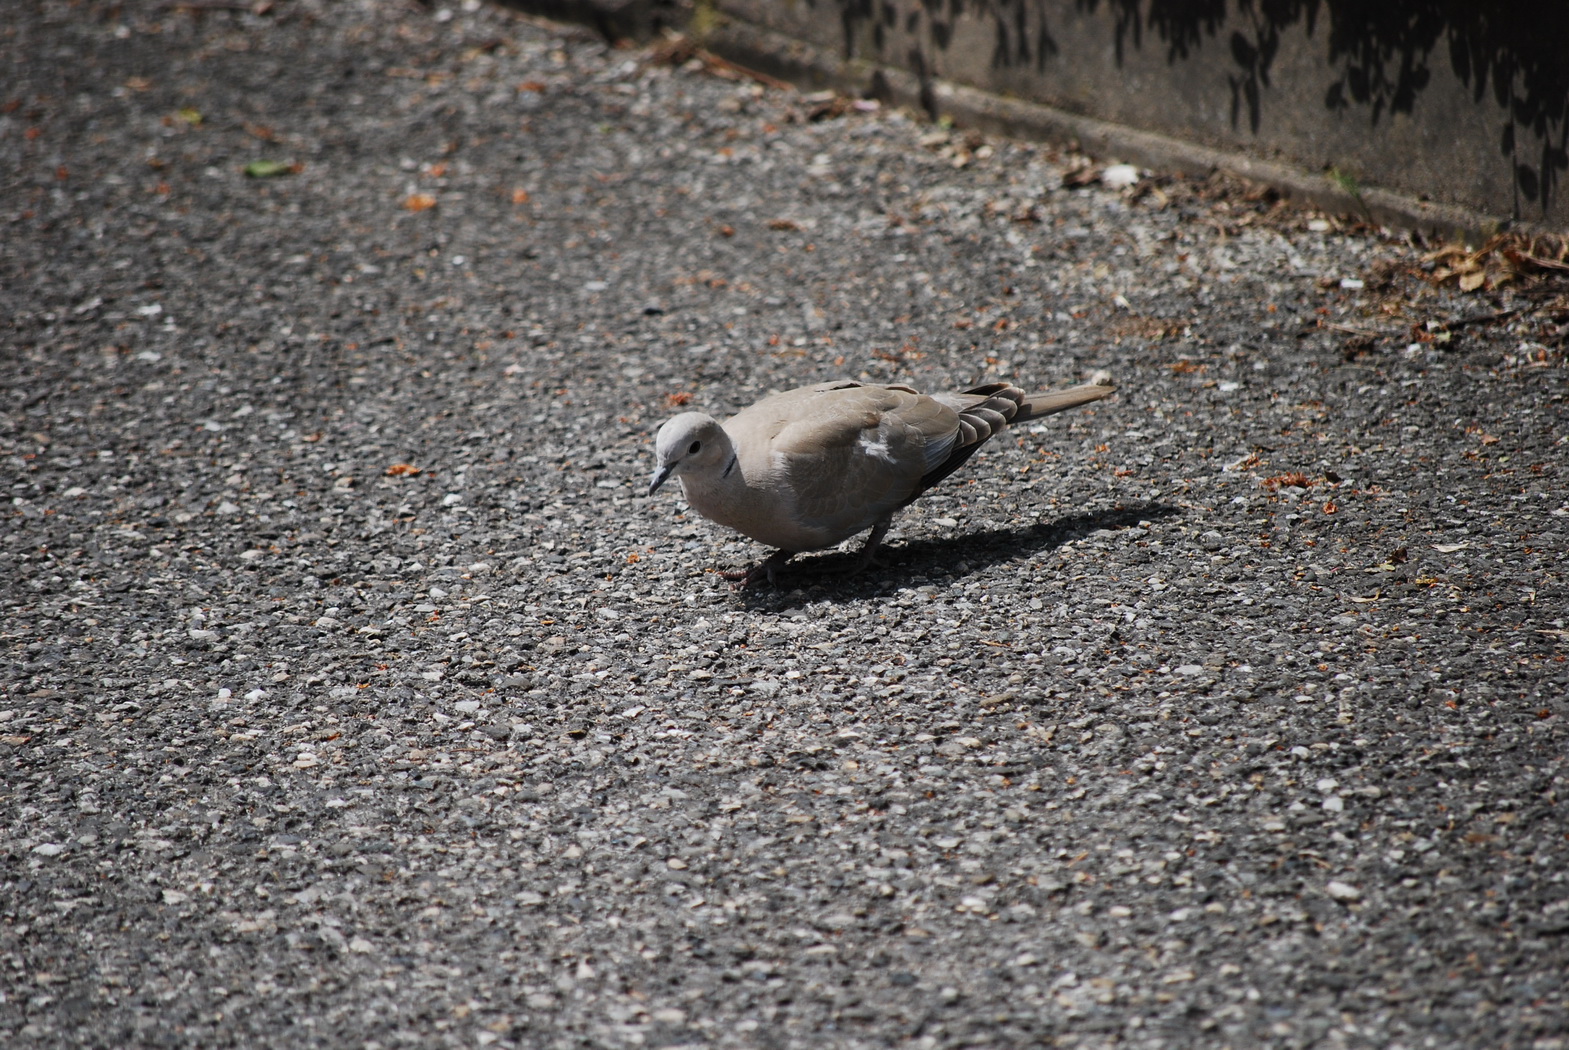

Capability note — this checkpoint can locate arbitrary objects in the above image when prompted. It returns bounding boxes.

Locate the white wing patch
[857,430,896,463]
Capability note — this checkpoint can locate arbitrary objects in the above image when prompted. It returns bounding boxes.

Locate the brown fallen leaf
[1061,162,1101,189]
[403,193,437,212]
[1426,232,1569,291]
[1261,472,1314,491]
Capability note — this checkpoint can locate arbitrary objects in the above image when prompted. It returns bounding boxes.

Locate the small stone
[1326,880,1361,902]
[1101,163,1139,189]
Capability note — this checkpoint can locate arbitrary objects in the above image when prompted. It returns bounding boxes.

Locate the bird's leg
[718,549,795,590]
[846,518,892,576]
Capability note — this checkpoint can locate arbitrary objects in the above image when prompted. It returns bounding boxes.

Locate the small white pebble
[1326,880,1361,901]
[1101,163,1139,189]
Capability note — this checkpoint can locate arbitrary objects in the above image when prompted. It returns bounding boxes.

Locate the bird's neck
[679,439,750,523]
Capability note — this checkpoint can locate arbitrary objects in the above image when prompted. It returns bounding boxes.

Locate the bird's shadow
[732,501,1181,606]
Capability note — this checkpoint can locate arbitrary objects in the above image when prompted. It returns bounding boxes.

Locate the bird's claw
[718,550,794,590]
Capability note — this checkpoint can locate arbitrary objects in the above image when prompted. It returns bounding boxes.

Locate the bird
[648,377,1114,588]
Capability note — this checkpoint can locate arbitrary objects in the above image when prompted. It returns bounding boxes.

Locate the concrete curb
[498,0,1511,244]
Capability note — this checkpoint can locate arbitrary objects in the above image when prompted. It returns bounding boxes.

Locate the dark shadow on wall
[1304,0,1569,221]
[1089,0,1569,220]
[832,0,1569,222]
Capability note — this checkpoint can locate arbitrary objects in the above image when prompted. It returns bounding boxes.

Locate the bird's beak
[648,463,674,496]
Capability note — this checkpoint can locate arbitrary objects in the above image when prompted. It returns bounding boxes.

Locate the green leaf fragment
[244,159,293,178]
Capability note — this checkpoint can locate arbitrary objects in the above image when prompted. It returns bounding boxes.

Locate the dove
[648,378,1114,588]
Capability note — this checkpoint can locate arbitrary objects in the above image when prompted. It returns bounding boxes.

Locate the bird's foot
[844,546,891,577]
[844,520,892,577]
[718,550,795,590]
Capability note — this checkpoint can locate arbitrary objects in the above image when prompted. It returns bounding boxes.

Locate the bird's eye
[688,440,702,455]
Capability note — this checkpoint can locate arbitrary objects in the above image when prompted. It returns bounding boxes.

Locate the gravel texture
[4,2,1568,1048]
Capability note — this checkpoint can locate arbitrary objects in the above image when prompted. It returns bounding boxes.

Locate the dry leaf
[403,193,437,212]
[1425,233,1569,291]
[1261,472,1314,491]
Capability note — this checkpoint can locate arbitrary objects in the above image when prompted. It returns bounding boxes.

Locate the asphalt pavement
[3,1,1567,1047]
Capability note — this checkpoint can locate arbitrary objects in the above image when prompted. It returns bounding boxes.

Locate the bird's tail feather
[1016,382,1115,421]
[912,380,1111,498]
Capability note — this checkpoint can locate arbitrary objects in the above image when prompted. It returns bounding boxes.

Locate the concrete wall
[507,1,1569,236]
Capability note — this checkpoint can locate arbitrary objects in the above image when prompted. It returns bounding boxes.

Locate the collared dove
[648,378,1114,588]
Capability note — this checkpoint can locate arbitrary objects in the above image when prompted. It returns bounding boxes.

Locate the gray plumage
[648,378,1114,587]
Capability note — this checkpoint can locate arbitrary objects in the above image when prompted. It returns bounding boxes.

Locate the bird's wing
[721,382,959,548]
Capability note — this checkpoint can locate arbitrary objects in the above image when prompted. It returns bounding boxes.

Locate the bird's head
[648,412,731,495]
